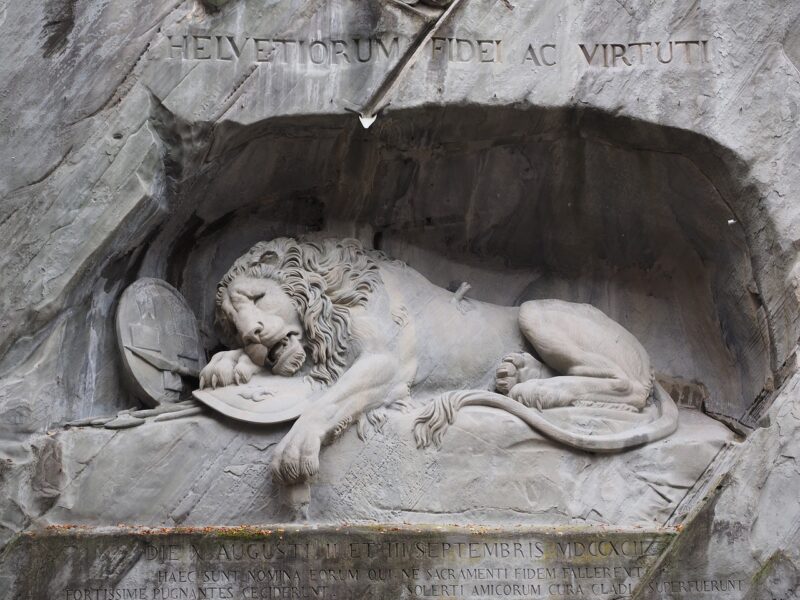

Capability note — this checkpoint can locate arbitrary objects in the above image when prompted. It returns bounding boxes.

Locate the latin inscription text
[155,33,713,70]
[50,532,741,600]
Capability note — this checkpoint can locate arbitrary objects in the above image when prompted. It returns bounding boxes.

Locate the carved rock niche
[23,104,762,527]
[157,105,769,422]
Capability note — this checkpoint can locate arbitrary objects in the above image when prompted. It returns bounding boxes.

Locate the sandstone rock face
[1,0,799,598]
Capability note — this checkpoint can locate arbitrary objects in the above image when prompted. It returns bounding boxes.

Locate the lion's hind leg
[495,352,557,394]
[517,301,652,410]
[509,375,648,411]
[505,345,650,411]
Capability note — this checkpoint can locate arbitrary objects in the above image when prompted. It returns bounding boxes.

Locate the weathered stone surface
[37,406,731,528]
[1,0,799,597]
[2,0,797,426]
[632,372,800,599]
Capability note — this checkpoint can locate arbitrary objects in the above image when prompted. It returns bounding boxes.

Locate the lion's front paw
[233,352,263,385]
[271,421,324,484]
[199,349,243,389]
[495,352,546,395]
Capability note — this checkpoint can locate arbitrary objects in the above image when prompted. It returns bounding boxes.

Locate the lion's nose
[243,324,263,345]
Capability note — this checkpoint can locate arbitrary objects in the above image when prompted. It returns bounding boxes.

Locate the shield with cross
[115,278,205,407]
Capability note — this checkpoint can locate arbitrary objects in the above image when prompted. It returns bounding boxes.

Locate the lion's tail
[413,385,679,453]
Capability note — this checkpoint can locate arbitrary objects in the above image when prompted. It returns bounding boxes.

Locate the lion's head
[215,237,381,384]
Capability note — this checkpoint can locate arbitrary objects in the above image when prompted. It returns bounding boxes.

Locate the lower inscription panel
[4,525,682,599]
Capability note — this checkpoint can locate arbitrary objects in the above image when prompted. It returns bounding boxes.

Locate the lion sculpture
[198,237,678,484]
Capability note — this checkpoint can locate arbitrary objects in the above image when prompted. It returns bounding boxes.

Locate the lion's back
[376,262,526,391]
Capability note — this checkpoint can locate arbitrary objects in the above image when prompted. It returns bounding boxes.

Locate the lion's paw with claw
[199,349,262,389]
[271,420,325,484]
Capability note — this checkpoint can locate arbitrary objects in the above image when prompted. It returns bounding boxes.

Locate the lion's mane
[215,237,381,385]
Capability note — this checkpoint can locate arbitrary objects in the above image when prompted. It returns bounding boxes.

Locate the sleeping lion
[199,237,678,484]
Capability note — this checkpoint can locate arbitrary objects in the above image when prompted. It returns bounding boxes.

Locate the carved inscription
[5,527,753,599]
[430,37,503,63]
[155,32,713,70]
[3,528,686,600]
[135,536,666,599]
[160,34,402,64]
[577,40,712,67]
[647,578,746,594]
[59,574,751,600]
[522,40,712,67]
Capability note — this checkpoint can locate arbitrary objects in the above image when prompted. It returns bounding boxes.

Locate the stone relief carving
[116,278,204,406]
[68,279,206,429]
[192,237,679,484]
[3,0,795,590]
